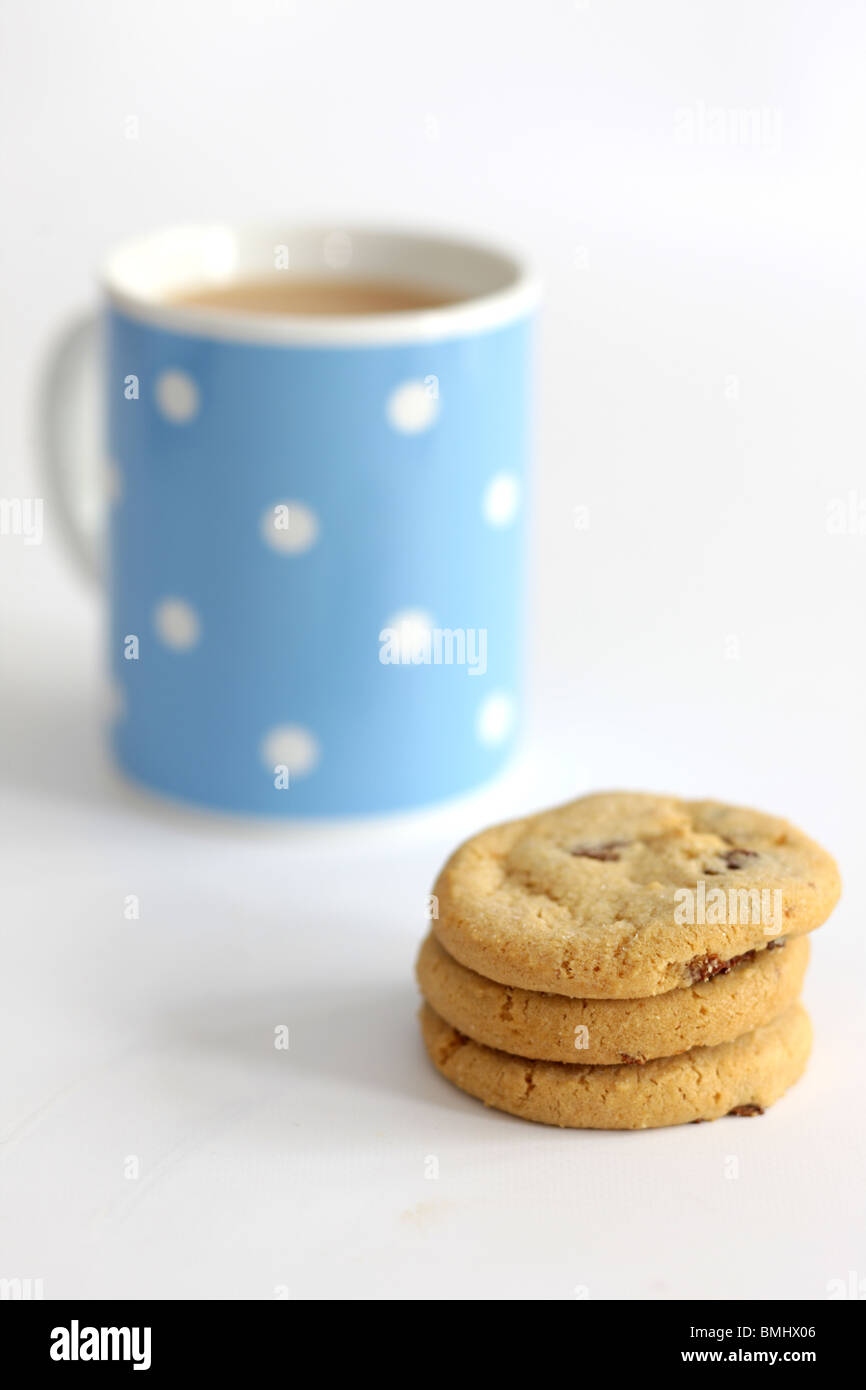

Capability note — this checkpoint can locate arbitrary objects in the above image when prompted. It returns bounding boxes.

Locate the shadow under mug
[41,224,538,817]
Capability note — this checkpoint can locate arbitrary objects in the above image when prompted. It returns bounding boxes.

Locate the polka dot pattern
[382,609,435,663]
[155,370,199,423]
[107,301,531,814]
[154,598,200,651]
[386,379,440,433]
[261,725,320,778]
[477,692,516,747]
[260,501,319,554]
[482,473,520,527]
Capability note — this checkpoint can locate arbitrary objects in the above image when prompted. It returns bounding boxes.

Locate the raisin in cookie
[417,931,808,1064]
[431,791,839,998]
[420,999,811,1129]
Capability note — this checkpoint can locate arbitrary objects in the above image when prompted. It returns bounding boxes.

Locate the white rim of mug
[103,222,540,346]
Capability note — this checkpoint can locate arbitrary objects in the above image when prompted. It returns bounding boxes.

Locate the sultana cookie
[432,791,839,998]
[420,999,812,1129]
[416,931,808,1064]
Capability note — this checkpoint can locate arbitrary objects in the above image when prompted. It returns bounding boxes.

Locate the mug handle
[39,311,105,582]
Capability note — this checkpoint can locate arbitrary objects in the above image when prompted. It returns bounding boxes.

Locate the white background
[1,0,864,1300]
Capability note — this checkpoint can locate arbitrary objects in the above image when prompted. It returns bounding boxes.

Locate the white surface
[1,0,865,1300]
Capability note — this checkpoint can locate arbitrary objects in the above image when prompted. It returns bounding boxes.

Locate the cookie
[417,931,808,1064]
[420,999,812,1129]
[432,791,839,998]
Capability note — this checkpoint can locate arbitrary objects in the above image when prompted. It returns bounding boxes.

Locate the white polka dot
[382,609,435,663]
[477,692,515,746]
[155,370,199,423]
[261,725,320,777]
[260,500,320,554]
[386,379,440,433]
[154,598,200,650]
[482,473,520,527]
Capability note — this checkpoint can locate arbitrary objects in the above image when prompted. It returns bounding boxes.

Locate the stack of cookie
[417,792,840,1129]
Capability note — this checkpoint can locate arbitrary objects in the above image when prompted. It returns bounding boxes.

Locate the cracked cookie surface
[417,931,808,1064]
[420,999,812,1129]
[431,791,839,998]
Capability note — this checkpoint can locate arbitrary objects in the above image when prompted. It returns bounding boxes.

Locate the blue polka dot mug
[42,225,538,817]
